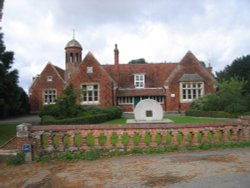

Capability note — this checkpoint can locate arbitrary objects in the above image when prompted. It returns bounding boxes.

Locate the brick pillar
[16,123,32,150]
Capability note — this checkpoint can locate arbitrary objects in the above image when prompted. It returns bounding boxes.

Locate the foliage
[84,149,101,161]
[42,134,48,149]
[121,133,129,146]
[166,133,172,144]
[74,134,82,147]
[110,133,118,146]
[6,152,25,165]
[86,134,95,146]
[98,133,107,146]
[0,32,30,118]
[52,135,60,149]
[155,133,162,145]
[177,132,183,144]
[216,55,250,94]
[144,132,151,146]
[128,58,147,64]
[133,133,141,146]
[186,109,238,118]
[187,132,193,144]
[63,135,70,148]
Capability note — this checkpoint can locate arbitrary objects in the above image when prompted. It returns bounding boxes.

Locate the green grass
[102,117,127,124]
[165,116,227,124]
[102,116,227,125]
[0,124,17,146]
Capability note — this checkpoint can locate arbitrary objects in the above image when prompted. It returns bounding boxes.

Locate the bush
[40,106,122,125]
[110,133,118,146]
[144,133,151,146]
[86,134,95,146]
[6,152,25,165]
[186,109,238,118]
[122,133,130,146]
[84,149,100,161]
[98,133,107,146]
[39,105,61,118]
[133,133,141,146]
[155,133,162,145]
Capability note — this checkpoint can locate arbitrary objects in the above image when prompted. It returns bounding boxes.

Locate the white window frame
[118,97,133,104]
[81,83,99,105]
[180,82,204,102]
[43,89,57,104]
[47,76,53,82]
[87,66,93,73]
[134,74,145,88]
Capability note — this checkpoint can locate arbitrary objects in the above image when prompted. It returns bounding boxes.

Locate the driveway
[0,147,249,188]
[0,115,41,125]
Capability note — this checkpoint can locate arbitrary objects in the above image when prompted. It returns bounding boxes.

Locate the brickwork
[29,63,65,112]
[15,117,250,157]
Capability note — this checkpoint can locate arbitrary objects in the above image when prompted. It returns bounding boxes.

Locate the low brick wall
[16,117,250,157]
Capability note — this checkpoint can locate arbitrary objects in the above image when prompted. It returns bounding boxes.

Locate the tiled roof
[178,73,204,82]
[104,63,177,88]
[53,65,65,81]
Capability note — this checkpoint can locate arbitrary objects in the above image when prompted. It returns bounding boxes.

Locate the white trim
[134,73,145,88]
[43,89,57,105]
[80,83,99,105]
[180,82,204,103]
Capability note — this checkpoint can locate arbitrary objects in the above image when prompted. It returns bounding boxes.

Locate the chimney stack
[207,63,213,74]
[114,44,119,66]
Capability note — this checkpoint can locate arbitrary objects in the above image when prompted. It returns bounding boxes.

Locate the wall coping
[29,121,244,132]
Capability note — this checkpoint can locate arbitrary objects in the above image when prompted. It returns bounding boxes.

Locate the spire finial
[73,29,75,39]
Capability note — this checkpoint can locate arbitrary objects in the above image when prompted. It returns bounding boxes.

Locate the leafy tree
[0,0,30,118]
[128,58,147,64]
[191,78,249,113]
[56,85,80,118]
[216,55,250,93]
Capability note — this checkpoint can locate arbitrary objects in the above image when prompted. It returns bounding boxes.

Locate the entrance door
[134,96,140,107]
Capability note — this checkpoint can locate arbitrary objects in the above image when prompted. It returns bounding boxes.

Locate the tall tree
[0,0,30,118]
[216,55,250,93]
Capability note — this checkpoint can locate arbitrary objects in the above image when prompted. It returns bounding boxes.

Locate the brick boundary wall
[16,116,250,158]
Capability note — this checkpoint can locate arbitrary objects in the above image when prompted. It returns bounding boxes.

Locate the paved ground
[0,115,41,125]
[0,147,249,188]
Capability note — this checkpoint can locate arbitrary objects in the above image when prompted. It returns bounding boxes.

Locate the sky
[1,0,250,93]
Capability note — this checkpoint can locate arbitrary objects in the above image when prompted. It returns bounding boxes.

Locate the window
[134,74,145,88]
[87,66,93,73]
[118,97,133,104]
[81,84,99,104]
[44,89,56,104]
[47,76,53,82]
[180,82,204,102]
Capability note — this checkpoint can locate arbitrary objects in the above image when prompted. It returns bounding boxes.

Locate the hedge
[41,106,122,125]
[186,109,238,118]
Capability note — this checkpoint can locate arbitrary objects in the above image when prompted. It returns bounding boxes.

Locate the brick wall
[16,117,250,157]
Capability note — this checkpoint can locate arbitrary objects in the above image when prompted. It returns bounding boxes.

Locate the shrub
[52,135,60,149]
[122,133,130,146]
[42,134,48,149]
[98,133,107,146]
[207,131,213,142]
[144,133,151,146]
[177,132,183,144]
[74,134,82,148]
[87,134,95,146]
[187,132,193,144]
[39,105,61,118]
[186,109,238,118]
[166,132,172,144]
[133,133,141,146]
[198,132,203,143]
[110,133,118,146]
[63,135,70,148]
[217,131,223,142]
[84,149,100,161]
[155,133,162,145]
[6,152,25,165]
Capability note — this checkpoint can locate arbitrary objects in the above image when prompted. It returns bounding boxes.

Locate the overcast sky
[1,0,250,92]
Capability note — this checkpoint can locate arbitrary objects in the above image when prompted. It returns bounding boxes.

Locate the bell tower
[65,33,82,81]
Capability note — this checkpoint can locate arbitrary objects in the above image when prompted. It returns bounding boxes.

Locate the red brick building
[29,38,216,113]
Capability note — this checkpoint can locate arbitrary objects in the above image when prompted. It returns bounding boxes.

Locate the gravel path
[0,147,249,188]
[0,115,40,125]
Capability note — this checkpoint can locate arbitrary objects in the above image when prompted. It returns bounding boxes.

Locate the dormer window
[134,74,145,88]
[47,76,53,82]
[87,66,93,73]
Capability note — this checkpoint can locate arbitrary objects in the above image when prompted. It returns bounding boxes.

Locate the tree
[128,58,147,64]
[0,0,30,118]
[216,55,250,94]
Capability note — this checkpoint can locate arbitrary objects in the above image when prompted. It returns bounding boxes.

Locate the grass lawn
[102,116,227,124]
[0,124,17,146]
[166,116,227,124]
